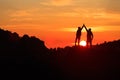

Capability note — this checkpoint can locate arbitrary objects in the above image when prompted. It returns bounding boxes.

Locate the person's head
[89,28,91,31]
[78,27,81,29]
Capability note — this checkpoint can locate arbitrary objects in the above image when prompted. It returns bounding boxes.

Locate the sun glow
[80,40,86,46]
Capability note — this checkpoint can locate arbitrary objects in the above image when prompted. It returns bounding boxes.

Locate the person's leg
[75,37,77,46]
[78,36,80,46]
[78,38,80,46]
[87,38,89,47]
[90,40,92,47]
[87,41,88,47]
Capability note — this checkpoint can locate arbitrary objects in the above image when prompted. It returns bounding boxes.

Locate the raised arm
[81,25,84,30]
[82,24,88,31]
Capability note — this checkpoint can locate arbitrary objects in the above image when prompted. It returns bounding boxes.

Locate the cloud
[49,25,120,33]
[8,10,33,22]
[1,0,120,29]
[10,10,32,17]
[8,8,41,22]
[40,0,73,6]
[103,0,120,13]
[51,0,72,6]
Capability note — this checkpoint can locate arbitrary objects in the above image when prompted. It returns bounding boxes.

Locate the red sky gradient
[0,0,120,48]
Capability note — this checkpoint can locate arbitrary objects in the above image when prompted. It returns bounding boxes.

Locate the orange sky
[0,0,120,48]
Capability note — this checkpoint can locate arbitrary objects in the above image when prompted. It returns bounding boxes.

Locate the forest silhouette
[0,28,120,80]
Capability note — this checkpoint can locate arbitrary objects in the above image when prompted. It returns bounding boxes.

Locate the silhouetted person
[75,26,83,46]
[83,24,93,47]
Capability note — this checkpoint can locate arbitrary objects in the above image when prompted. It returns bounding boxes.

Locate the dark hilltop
[0,28,120,80]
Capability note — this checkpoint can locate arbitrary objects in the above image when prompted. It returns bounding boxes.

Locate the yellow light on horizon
[80,40,86,46]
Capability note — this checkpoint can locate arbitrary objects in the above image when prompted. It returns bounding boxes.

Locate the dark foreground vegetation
[0,28,120,80]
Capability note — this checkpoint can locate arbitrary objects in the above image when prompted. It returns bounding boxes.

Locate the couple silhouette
[75,24,93,47]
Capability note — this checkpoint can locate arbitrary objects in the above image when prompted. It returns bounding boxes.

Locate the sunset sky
[0,0,120,48]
